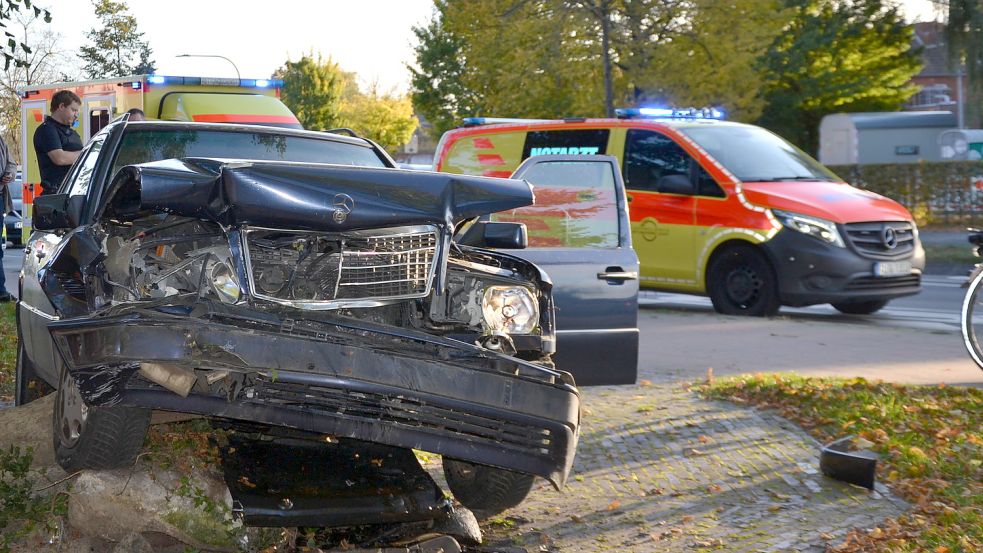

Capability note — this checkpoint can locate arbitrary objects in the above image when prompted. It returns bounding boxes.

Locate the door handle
[597,270,638,281]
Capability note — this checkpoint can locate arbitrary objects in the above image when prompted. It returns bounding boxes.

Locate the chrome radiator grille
[244,225,439,308]
[843,221,915,259]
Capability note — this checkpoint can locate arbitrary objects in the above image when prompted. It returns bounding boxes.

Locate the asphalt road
[5,245,981,386]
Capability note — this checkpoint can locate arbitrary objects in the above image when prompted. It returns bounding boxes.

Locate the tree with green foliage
[337,81,419,154]
[408,5,478,139]
[944,0,983,128]
[79,0,155,78]
[0,0,50,70]
[276,53,346,131]
[756,0,922,153]
[649,0,792,122]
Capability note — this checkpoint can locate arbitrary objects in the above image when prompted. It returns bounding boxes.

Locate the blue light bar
[147,75,166,84]
[616,106,726,120]
[145,75,282,88]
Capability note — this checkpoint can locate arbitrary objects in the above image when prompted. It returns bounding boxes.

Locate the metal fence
[829,161,983,226]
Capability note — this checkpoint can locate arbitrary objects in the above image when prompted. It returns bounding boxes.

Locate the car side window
[624,129,691,192]
[62,134,106,199]
[492,160,620,248]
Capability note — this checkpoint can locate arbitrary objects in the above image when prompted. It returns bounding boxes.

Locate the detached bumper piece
[220,433,448,527]
[819,436,878,490]
[48,309,579,487]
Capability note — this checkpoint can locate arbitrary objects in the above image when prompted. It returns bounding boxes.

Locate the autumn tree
[0,0,50,70]
[337,80,419,154]
[79,0,155,78]
[276,53,346,131]
[277,54,418,152]
[0,7,68,161]
[408,5,477,139]
[756,0,922,153]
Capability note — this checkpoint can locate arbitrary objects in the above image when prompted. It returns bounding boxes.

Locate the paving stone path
[468,381,908,552]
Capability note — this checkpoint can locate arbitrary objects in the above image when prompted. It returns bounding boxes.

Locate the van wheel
[15,344,53,406]
[52,367,151,472]
[442,457,535,520]
[707,245,780,317]
[832,300,888,315]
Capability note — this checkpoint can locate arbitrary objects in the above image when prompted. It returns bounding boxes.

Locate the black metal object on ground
[819,436,878,490]
[220,431,450,527]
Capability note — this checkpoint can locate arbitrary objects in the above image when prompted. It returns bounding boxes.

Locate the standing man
[0,134,17,302]
[33,90,83,196]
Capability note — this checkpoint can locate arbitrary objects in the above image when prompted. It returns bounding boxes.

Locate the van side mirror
[33,194,81,231]
[458,221,528,249]
[656,174,693,195]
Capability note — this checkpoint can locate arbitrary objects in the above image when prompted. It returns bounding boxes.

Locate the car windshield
[112,128,388,177]
[679,125,839,182]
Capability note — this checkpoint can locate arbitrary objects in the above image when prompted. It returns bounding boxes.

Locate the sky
[36,0,942,94]
[37,0,437,93]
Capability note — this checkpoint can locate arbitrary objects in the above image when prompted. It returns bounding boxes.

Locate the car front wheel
[52,367,151,472]
[707,245,780,317]
[442,457,535,520]
[831,300,888,315]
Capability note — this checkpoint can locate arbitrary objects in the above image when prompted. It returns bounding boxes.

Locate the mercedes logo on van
[332,194,355,224]
[881,226,898,249]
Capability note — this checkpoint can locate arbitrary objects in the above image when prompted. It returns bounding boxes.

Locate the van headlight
[772,209,844,247]
[482,286,539,334]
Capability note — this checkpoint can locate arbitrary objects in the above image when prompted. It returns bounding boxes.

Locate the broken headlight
[208,260,241,304]
[482,286,539,334]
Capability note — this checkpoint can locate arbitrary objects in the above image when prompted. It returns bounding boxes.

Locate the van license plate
[873,261,911,277]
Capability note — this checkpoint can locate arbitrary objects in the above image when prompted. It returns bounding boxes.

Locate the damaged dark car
[15,120,597,518]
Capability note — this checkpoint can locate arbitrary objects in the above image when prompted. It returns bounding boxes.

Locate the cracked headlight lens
[772,209,844,247]
[209,261,241,304]
[482,286,539,334]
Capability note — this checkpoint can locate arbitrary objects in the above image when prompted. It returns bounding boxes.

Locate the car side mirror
[33,194,81,231]
[656,174,693,195]
[458,221,528,249]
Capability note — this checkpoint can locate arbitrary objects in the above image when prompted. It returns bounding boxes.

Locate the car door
[493,154,639,385]
[19,130,113,385]
[622,128,699,288]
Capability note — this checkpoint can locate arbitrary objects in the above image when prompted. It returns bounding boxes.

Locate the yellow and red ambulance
[17,74,300,242]
[434,109,925,316]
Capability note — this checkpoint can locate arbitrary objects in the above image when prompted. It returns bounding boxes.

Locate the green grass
[923,243,977,266]
[0,303,15,402]
[700,374,982,552]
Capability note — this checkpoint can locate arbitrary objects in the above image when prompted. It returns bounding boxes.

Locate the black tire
[52,367,151,472]
[707,244,780,316]
[831,300,888,315]
[442,457,535,520]
[14,344,53,406]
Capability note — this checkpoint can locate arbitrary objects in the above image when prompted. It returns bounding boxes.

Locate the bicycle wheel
[960,268,983,371]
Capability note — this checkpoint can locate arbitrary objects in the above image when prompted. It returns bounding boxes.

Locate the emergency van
[17,74,300,242]
[434,109,925,316]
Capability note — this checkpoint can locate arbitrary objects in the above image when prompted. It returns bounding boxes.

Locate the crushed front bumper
[47,306,579,487]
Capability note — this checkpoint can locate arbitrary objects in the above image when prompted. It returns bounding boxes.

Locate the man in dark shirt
[33,90,83,195]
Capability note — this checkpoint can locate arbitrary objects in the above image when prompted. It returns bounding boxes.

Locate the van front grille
[843,221,915,259]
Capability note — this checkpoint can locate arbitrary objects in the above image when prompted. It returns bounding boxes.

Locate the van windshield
[112,128,388,178]
[679,125,839,183]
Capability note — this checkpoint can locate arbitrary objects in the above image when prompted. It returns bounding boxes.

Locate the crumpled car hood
[107,158,535,231]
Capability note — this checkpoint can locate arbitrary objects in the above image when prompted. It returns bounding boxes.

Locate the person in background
[126,108,146,121]
[0,134,17,302]
[33,90,82,196]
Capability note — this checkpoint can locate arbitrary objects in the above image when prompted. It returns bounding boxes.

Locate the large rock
[68,466,239,552]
